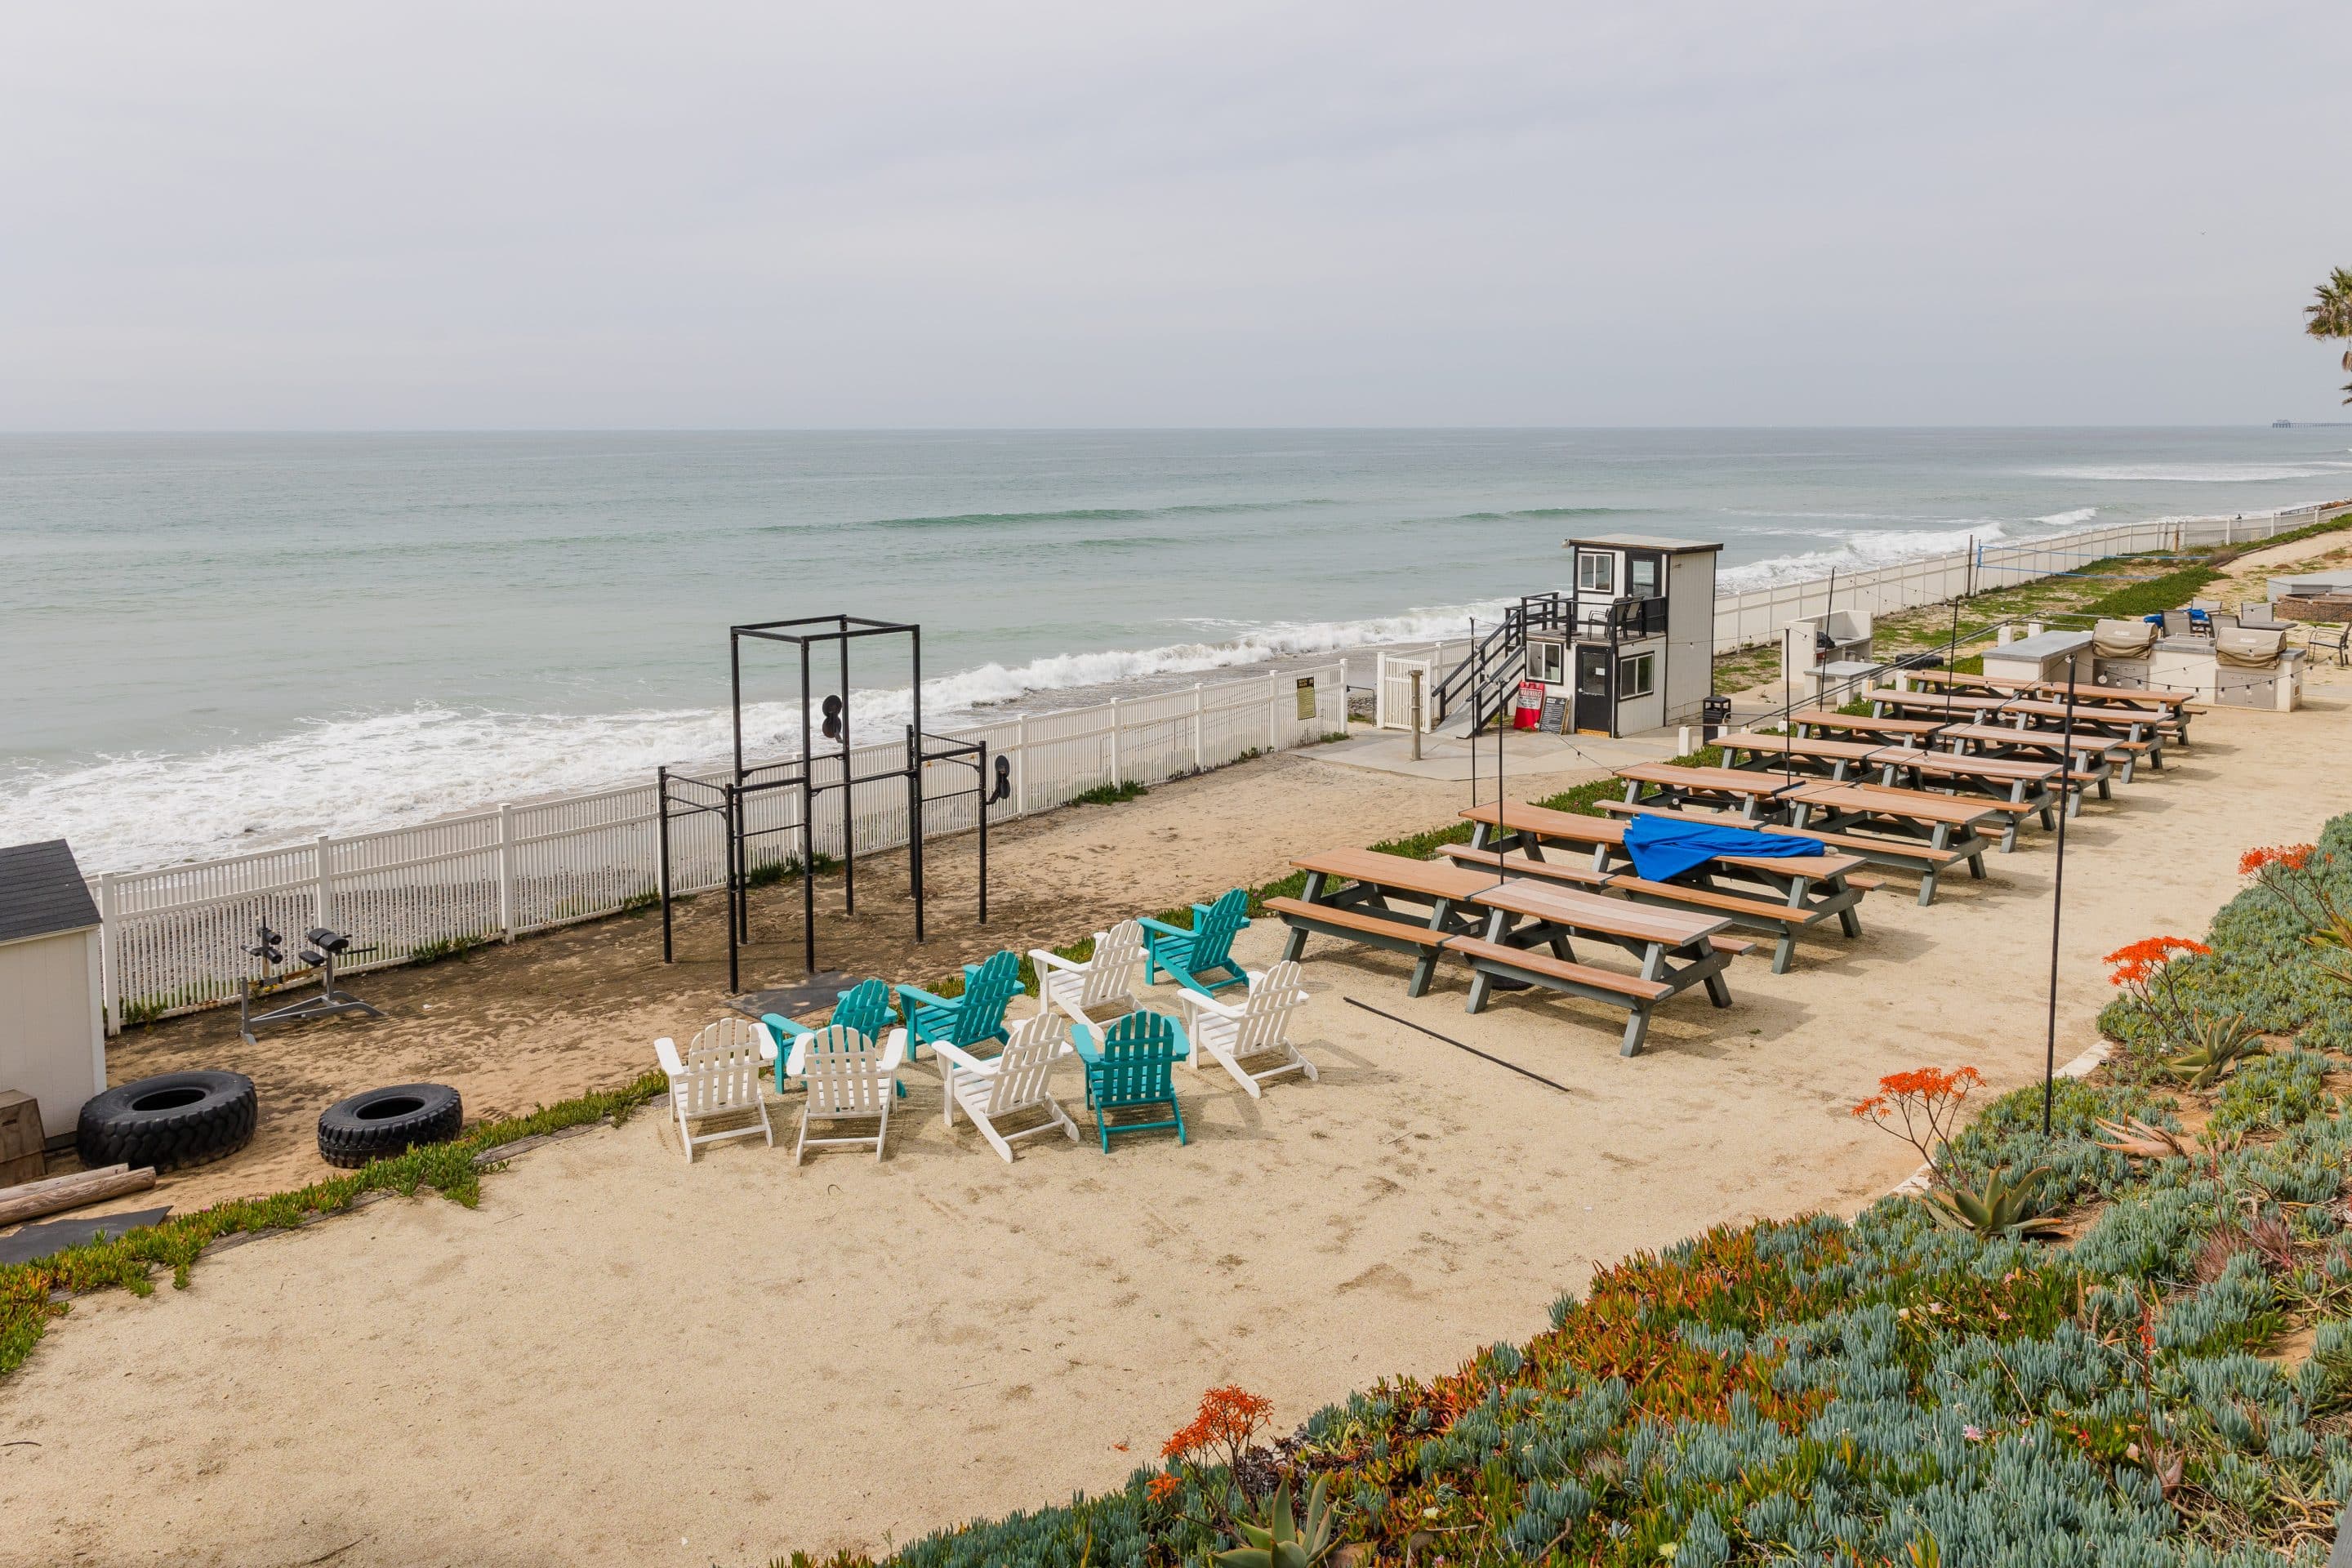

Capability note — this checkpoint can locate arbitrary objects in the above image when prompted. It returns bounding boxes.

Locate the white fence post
[1192,683,1205,767]
[1108,697,1122,786]
[315,835,334,934]
[99,871,120,1036]
[497,803,517,942]
[1014,715,1028,815]
[1267,671,1281,752]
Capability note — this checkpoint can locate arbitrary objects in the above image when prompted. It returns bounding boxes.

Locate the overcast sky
[4,2,2349,429]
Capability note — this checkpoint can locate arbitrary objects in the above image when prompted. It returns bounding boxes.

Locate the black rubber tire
[316,1083,463,1169]
[77,1071,258,1173]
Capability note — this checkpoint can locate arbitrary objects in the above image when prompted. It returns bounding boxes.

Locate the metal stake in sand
[2041,658,2079,1138]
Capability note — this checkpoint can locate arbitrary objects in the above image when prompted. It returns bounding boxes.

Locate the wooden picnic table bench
[1900,668,2196,746]
[1714,730,1900,784]
[1994,699,2167,778]
[1446,800,1876,973]
[1775,780,2000,903]
[1613,762,1807,817]
[1787,709,1953,742]
[1459,879,1744,1056]
[1935,723,2117,805]
[1719,731,2056,846]
[1272,847,1499,996]
[1602,799,1968,905]
[1865,688,2014,722]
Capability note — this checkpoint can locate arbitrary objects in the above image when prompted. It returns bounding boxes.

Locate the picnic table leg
[1406,898,1452,999]
[1463,909,1507,1014]
[1281,871,1326,963]
[1618,1006,1652,1057]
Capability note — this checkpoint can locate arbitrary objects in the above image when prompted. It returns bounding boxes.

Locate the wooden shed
[0,840,108,1142]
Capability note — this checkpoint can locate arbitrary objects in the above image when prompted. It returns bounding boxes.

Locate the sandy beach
[2,622,2346,1564]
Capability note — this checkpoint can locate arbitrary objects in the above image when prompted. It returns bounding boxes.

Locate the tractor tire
[316,1083,464,1169]
[76,1071,258,1173]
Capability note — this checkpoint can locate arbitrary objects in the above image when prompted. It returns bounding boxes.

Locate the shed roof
[1561,533,1724,554]
[0,840,100,946]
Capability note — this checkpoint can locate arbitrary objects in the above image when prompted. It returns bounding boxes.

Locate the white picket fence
[96,665,1346,1031]
[1710,501,2351,653]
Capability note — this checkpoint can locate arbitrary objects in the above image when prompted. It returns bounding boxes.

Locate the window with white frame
[1617,650,1656,698]
[1576,550,1615,595]
[1528,639,1565,685]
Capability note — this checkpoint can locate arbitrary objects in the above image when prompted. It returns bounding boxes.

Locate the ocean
[5,427,2349,873]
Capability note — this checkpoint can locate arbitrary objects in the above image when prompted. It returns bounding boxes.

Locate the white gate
[1375,653,1434,732]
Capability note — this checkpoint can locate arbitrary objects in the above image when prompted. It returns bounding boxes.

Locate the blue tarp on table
[1621,813,1819,882]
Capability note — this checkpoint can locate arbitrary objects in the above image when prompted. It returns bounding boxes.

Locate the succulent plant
[1927,1165,2065,1240]
[2163,1010,2266,1089]
[1213,1477,1338,1568]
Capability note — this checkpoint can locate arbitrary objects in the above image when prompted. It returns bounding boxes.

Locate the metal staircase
[1426,594,1572,732]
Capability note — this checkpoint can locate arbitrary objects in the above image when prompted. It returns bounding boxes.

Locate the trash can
[1701,695,1731,741]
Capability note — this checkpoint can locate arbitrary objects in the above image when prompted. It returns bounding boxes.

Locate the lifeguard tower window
[1576,550,1615,595]
[1627,551,1662,599]
[1618,651,1657,699]
[1528,639,1566,685]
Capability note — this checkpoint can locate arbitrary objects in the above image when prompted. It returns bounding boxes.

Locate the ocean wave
[1717,522,2011,593]
[2034,506,2098,527]
[0,598,1520,872]
[1453,506,1650,521]
[2029,462,2352,483]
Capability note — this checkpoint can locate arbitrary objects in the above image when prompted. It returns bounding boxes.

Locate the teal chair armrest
[1137,915,1191,941]
[893,982,957,1011]
[761,1012,815,1041]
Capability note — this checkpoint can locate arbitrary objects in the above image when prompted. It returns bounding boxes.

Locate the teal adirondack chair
[897,950,1023,1066]
[1084,1011,1187,1153]
[1139,889,1250,996]
[764,978,904,1097]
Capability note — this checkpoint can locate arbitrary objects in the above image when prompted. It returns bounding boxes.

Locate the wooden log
[0,1165,157,1227]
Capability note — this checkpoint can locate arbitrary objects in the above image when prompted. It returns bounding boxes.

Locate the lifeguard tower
[1517,535,1721,737]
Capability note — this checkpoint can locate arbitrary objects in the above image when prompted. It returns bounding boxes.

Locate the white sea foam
[0,598,1521,872]
[2034,506,2099,527]
[1716,521,2011,593]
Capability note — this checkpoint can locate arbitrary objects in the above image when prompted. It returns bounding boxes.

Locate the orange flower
[1146,1474,1181,1504]
[2239,844,2315,875]
[2103,937,2210,988]
[1161,1384,1274,1461]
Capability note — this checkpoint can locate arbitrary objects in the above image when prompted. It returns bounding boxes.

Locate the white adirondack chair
[1177,961,1316,1098]
[1031,920,1146,1037]
[931,1011,1080,1162]
[795,1023,896,1164]
[655,1017,776,1163]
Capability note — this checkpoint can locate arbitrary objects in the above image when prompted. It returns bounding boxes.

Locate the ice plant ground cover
[781,813,2352,1567]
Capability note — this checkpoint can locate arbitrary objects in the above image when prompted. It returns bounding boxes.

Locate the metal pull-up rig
[654,614,1005,994]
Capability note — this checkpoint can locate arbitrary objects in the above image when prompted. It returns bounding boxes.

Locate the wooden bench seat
[1441,935,1673,1000]
[1262,896,1451,947]
[1434,844,1611,884]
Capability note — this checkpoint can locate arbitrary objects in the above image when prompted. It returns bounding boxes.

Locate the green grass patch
[2082,564,2225,621]
[1069,780,1150,806]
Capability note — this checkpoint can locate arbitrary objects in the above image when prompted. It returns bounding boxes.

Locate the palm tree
[2308,268,2352,403]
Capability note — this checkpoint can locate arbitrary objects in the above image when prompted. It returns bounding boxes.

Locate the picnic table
[1613,761,1807,817]
[1936,723,2117,804]
[1994,698,2167,779]
[1266,842,1757,1054]
[1775,781,2000,902]
[1454,879,1739,1055]
[1787,709,1953,742]
[1269,847,1499,996]
[1601,800,1974,907]
[1717,731,2054,847]
[1865,688,2014,723]
[1713,730,1896,783]
[1450,800,1874,973]
[1901,669,2196,745]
